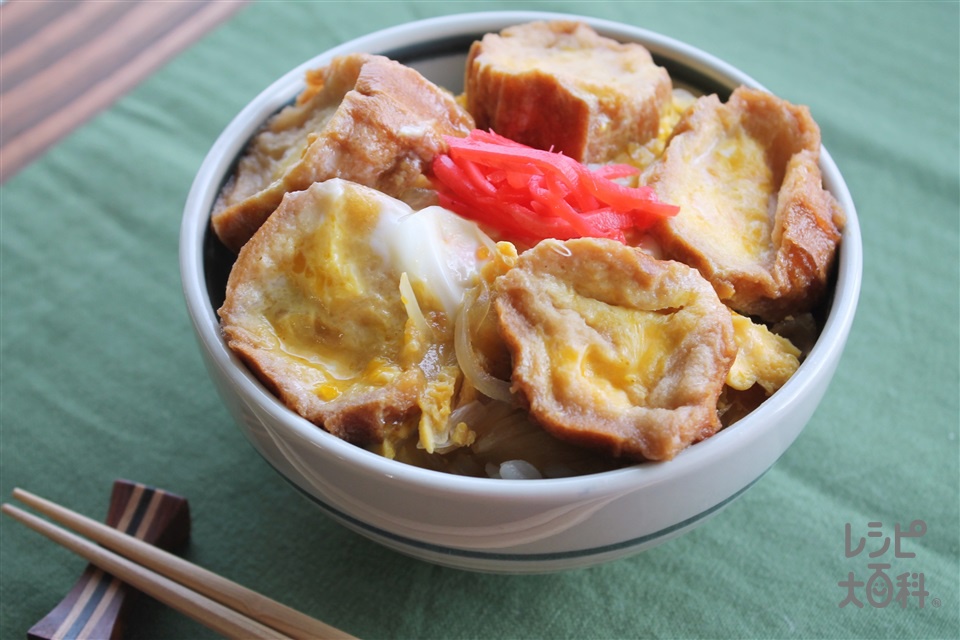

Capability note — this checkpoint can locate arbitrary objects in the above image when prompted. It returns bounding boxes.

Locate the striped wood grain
[0,0,247,183]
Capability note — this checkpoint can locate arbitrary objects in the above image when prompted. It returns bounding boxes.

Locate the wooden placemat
[0,0,247,184]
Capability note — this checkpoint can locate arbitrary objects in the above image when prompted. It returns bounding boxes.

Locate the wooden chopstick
[4,488,356,640]
[3,502,290,639]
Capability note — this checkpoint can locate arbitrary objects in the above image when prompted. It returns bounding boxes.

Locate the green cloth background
[2,1,957,638]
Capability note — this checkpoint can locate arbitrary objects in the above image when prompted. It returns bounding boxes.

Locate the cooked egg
[494,237,737,461]
[373,204,495,320]
[218,178,496,453]
[726,311,801,394]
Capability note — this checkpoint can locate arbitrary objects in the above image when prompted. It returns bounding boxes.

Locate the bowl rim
[180,10,863,501]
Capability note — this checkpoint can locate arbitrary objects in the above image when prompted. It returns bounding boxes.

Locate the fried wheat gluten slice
[645,86,845,322]
[218,180,429,447]
[212,53,475,253]
[495,238,736,461]
[465,21,672,163]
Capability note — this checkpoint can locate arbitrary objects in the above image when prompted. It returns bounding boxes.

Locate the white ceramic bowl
[180,11,862,573]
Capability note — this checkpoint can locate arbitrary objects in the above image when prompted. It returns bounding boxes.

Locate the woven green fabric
[2,2,957,638]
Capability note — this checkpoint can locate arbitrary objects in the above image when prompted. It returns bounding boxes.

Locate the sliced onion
[454,287,513,403]
[399,272,432,339]
[498,460,543,480]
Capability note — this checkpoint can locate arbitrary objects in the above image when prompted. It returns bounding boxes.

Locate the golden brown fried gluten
[494,238,737,461]
[212,53,475,253]
[644,86,845,322]
[465,21,672,163]
[218,180,428,447]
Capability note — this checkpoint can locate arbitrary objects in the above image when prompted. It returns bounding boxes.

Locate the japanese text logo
[838,520,939,609]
